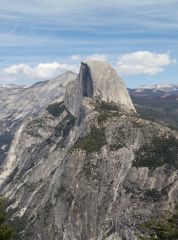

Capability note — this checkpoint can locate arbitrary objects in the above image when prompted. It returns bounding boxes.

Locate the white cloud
[70,53,107,62]
[116,51,175,76]
[85,54,107,61]
[0,53,108,84]
[0,51,176,85]
[71,54,82,61]
[1,62,79,83]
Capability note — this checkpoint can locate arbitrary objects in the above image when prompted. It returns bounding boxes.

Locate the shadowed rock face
[80,62,94,98]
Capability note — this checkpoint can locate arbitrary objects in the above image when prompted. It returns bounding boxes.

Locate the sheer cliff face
[65,61,135,115]
[0,61,178,240]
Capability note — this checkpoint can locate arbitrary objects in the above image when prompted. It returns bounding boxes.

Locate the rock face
[0,71,77,122]
[86,61,135,110]
[0,71,77,164]
[0,61,178,240]
[65,61,135,115]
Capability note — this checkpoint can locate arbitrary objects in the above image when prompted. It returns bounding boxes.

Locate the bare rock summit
[66,60,135,115]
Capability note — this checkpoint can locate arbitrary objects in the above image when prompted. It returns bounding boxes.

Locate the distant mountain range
[129,83,178,130]
[139,83,178,91]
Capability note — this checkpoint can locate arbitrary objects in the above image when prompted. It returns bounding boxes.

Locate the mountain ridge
[129,84,178,130]
[139,83,178,91]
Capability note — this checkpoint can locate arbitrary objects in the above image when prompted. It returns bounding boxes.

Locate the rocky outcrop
[0,71,77,123]
[0,71,77,165]
[65,61,135,115]
[86,61,135,110]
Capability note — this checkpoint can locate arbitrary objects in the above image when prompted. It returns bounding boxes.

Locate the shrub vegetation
[0,199,15,240]
[133,135,178,170]
[74,126,106,153]
[140,205,178,240]
[46,101,66,117]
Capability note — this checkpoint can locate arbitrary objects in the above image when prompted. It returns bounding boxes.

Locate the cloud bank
[71,54,108,62]
[116,51,175,76]
[0,51,175,85]
[4,62,78,80]
[0,53,108,84]
[0,62,79,85]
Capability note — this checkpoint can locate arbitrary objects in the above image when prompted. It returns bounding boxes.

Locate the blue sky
[0,0,177,87]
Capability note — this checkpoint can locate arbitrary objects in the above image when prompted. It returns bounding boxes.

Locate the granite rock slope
[0,71,77,164]
[0,61,178,240]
